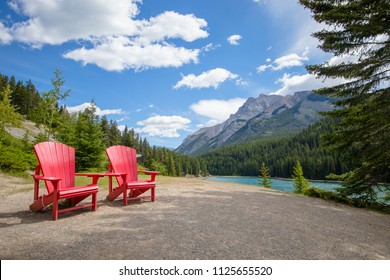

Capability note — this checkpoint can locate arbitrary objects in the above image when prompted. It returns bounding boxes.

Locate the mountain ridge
[176,91,333,156]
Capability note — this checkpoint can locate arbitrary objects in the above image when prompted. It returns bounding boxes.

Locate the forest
[0,71,206,177]
[200,118,355,180]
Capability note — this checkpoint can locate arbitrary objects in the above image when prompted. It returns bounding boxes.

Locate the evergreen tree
[259,162,271,188]
[299,0,390,201]
[71,103,104,171]
[100,116,110,148]
[0,85,22,136]
[108,120,121,146]
[292,161,311,194]
[32,69,70,140]
[56,106,76,145]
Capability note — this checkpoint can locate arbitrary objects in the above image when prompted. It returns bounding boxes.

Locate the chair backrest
[106,145,138,185]
[34,142,76,193]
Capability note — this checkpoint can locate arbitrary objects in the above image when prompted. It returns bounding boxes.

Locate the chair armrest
[138,170,160,181]
[103,172,127,177]
[32,175,62,182]
[75,173,105,177]
[76,173,106,185]
[138,170,160,175]
[31,175,62,200]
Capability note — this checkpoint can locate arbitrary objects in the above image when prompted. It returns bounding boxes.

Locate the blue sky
[0,0,342,148]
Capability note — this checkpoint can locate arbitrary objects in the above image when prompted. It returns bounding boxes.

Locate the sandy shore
[0,173,389,259]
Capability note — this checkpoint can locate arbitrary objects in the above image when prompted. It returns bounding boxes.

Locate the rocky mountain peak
[176,91,333,156]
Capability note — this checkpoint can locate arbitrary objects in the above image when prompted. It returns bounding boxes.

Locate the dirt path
[0,174,389,259]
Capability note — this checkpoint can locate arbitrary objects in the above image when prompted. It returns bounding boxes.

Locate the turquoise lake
[205,176,389,204]
[204,176,341,193]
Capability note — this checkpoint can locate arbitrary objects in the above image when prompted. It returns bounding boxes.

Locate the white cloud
[328,53,359,66]
[202,43,221,52]
[270,73,346,96]
[273,52,309,69]
[3,0,141,47]
[257,51,309,73]
[235,78,249,87]
[257,64,271,72]
[1,0,208,71]
[174,68,238,89]
[137,11,208,44]
[66,102,125,116]
[0,23,12,44]
[136,115,191,138]
[117,125,126,132]
[190,98,246,123]
[227,34,242,45]
[64,36,200,71]
[197,119,220,128]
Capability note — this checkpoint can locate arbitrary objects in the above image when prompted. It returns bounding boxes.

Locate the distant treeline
[200,118,355,180]
[0,72,206,176]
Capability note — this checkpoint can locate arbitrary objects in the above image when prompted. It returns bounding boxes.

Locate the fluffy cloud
[66,102,125,116]
[138,11,208,44]
[257,51,309,73]
[190,98,246,123]
[1,0,208,71]
[136,115,191,138]
[2,0,141,47]
[64,36,200,71]
[227,34,242,45]
[0,23,12,44]
[270,73,346,96]
[174,68,238,89]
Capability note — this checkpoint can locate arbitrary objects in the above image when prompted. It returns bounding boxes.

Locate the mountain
[175,91,333,156]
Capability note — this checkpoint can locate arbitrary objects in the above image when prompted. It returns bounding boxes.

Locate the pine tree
[71,103,104,171]
[0,85,22,136]
[108,120,121,146]
[299,0,390,201]
[292,161,311,194]
[259,162,271,188]
[100,116,110,148]
[32,69,70,140]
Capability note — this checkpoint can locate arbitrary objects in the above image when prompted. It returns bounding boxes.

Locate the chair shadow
[0,197,156,227]
[0,209,52,228]
[103,198,152,208]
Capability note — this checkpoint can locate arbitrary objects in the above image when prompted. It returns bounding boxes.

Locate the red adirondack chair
[106,145,160,205]
[30,142,104,220]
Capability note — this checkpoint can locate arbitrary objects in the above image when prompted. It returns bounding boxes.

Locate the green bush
[0,144,36,174]
[302,186,390,212]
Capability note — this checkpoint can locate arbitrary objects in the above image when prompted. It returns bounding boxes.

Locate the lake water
[204,176,389,204]
[204,176,341,193]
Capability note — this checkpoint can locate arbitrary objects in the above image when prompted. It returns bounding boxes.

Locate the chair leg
[123,190,128,206]
[151,187,155,202]
[52,198,59,220]
[92,193,97,211]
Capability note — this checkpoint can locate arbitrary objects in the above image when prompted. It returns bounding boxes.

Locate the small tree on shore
[259,162,272,188]
[292,161,311,194]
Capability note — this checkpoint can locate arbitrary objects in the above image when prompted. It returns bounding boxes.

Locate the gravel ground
[0,174,389,260]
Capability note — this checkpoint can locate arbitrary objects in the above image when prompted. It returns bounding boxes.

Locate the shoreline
[205,175,342,184]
